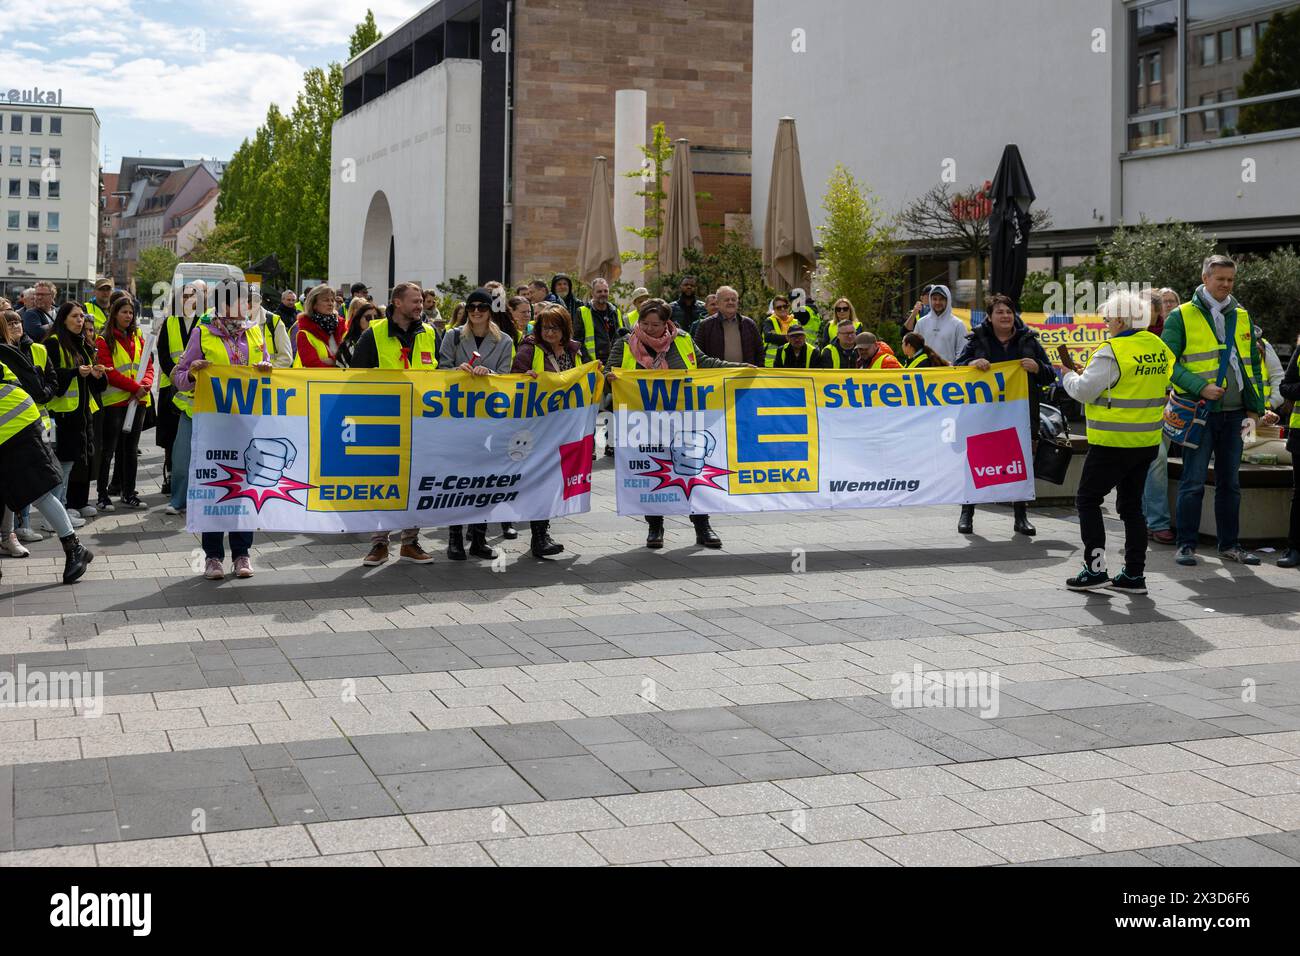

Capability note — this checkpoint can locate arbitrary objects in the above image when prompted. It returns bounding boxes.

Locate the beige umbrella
[660,138,702,276]
[763,116,816,290]
[576,155,621,282]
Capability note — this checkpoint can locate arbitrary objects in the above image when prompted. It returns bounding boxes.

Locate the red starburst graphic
[204,465,315,513]
[644,456,732,498]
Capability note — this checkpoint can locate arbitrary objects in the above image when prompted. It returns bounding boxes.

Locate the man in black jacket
[670,276,706,330]
[953,293,1056,537]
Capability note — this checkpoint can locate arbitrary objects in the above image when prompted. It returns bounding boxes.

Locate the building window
[7,179,18,198]
[45,244,57,264]
[5,243,16,262]
[26,211,38,230]
[1200,33,1216,65]
[1201,93,1219,134]
[47,211,58,231]
[7,147,18,166]
[48,148,60,167]
[1239,24,1255,58]
[48,116,60,135]
[28,147,40,166]
[5,211,16,230]
[29,116,41,134]
[1129,0,1300,151]
[26,243,37,263]
[8,114,19,133]
[27,179,39,198]
[48,181,59,198]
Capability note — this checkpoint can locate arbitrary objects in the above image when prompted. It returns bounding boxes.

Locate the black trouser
[98,402,144,500]
[203,531,253,560]
[1076,444,1159,577]
[1289,457,1300,551]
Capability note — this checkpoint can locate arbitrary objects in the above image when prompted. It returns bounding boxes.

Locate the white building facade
[752,0,1300,277]
[0,102,99,301]
[328,59,482,295]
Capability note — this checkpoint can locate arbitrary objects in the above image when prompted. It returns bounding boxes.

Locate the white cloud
[14,47,307,138]
[224,0,428,47]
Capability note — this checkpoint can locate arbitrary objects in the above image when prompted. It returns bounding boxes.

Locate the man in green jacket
[1161,254,1277,567]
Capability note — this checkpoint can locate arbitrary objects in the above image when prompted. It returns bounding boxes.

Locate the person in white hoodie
[904,285,967,365]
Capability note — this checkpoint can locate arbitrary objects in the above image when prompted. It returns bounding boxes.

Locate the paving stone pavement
[3,446,1300,866]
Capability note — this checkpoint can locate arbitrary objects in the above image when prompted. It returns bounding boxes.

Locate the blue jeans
[56,459,74,506]
[1141,437,1171,531]
[171,413,192,511]
[202,531,253,561]
[1176,408,1246,551]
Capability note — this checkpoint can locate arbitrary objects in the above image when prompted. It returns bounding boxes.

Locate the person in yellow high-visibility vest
[1278,339,1300,569]
[156,279,207,501]
[83,277,113,334]
[1059,290,1173,594]
[44,302,106,512]
[1161,254,1277,567]
[94,297,154,511]
[761,294,797,367]
[0,318,94,584]
[606,298,750,550]
[170,282,275,580]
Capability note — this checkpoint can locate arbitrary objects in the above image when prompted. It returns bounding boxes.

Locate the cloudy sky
[0,0,428,170]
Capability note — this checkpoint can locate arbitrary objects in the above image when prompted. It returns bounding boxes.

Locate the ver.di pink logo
[965,427,1028,489]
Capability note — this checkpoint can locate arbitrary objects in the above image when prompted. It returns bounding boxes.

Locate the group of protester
[1,256,1297,594]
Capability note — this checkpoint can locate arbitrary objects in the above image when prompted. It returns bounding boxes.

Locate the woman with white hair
[1057,289,1173,594]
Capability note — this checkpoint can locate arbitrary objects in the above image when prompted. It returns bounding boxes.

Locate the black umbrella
[988,144,1036,308]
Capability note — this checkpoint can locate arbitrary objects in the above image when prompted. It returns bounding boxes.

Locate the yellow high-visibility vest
[1173,300,1260,400]
[620,334,697,369]
[100,330,151,408]
[173,325,265,418]
[369,318,440,369]
[0,362,40,446]
[1085,331,1173,448]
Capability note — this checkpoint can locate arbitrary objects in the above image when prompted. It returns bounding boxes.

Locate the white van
[161,262,249,324]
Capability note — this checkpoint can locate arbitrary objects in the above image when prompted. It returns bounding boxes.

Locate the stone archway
[360,191,394,299]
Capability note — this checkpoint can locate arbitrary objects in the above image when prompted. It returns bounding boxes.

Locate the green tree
[662,230,774,318]
[1098,218,1217,301]
[1237,8,1300,136]
[1234,246,1300,346]
[621,122,673,285]
[136,245,180,297]
[183,220,246,268]
[215,15,375,288]
[350,9,383,58]
[817,164,905,333]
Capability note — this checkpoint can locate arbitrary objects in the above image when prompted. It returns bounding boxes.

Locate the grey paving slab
[477,722,587,761]
[784,729,950,773]
[379,766,541,812]
[352,729,503,775]
[509,755,635,800]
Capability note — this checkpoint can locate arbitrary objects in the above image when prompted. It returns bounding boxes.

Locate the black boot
[1279,548,1300,568]
[468,525,497,560]
[60,533,94,584]
[1013,502,1036,537]
[958,505,974,535]
[501,521,518,540]
[646,516,664,549]
[530,522,563,558]
[692,515,722,549]
[446,526,467,561]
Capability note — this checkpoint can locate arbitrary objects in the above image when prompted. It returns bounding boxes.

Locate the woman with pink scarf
[606,298,749,550]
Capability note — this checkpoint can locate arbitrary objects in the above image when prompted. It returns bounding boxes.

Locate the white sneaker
[164,505,180,516]
[79,505,98,519]
[1,533,29,558]
[68,513,86,529]
[15,527,43,543]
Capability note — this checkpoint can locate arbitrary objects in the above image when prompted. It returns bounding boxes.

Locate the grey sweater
[437,323,516,373]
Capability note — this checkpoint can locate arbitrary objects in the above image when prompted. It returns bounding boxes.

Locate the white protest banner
[186,363,604,532]
[610,361,1034,515]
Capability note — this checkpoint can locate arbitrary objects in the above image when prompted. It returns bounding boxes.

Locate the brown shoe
[399,542,435,564]
[1148,529,1175,545]
[362,542,389,566]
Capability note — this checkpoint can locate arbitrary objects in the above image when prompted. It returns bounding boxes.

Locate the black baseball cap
[350,282,369,296]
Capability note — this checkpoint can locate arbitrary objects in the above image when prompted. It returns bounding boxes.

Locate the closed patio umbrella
[660,138,702,277]
[989,144,1036,309]
[577,155,621,282]
[763,116,816,291]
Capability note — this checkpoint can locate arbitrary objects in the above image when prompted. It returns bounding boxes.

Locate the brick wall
[511,0,752,284]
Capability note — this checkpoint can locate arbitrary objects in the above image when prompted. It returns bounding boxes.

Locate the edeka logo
[559,434,594,500]
[307,381,412,511]
[966,426,1028,489]
[724,376,819,495]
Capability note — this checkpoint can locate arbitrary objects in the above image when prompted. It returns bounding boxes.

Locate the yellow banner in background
[953,308,1106,369]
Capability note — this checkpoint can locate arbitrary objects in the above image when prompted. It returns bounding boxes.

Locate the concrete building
[112,158,224,286]
[751,0,1300,298]
[97,171,121,282]
[163,186,219,257]
[0,102,100,303]
[329,0,753,296]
